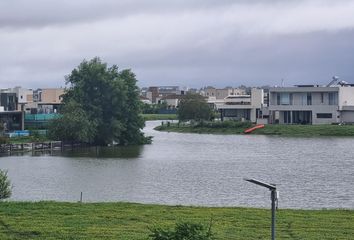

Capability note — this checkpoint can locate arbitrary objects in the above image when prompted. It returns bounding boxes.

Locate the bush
[195,120,252,129]
[0,169,11,200]
[149,221,215,240]
[0,136,9,144]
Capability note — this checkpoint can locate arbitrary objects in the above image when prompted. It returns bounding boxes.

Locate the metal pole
[271,190,276,240]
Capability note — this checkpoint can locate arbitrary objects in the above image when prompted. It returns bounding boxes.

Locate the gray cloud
[1,0,354,88]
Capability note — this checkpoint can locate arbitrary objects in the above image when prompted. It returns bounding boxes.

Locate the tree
[0,170,11,200]
[177,94,213,122]
[48,100,97,143]
[49,57,150,146]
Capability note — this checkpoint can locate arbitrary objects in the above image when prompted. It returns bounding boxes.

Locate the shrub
[195,120,252,129]
[149,221,215,240]
[0,169,11,200]
[0,136,9,144]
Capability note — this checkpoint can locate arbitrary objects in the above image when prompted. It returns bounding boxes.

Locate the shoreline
[154,122,354,137]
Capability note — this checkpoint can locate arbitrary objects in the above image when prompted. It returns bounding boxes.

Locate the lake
[1,121,353,209]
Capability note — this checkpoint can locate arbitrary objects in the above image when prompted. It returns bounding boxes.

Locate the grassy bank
[7,135,50,144]
[0,202,353,239]
[155,121,354,136]
[142,114,177,121]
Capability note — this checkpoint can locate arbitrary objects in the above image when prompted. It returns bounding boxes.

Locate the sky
[1,0,354,89]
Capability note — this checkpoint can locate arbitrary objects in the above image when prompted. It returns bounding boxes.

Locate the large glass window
[300,93,307,105]
[283,111,291,123]
[329,92,338,105]
[280,93,291,105]
[307,93,312,105]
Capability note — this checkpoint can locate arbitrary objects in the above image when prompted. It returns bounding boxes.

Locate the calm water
[1,121,354,209]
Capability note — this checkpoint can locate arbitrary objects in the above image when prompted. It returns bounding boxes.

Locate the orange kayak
[244,124,265,133]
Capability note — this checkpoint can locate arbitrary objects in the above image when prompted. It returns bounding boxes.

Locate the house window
[284,111,291,123]
[320,93,324,103]
[276,93,280,105]
[317,113,332,118]
[300,93,307,105]
[307,93,312,105]
[329,92,338,105]
[278,93,291,105]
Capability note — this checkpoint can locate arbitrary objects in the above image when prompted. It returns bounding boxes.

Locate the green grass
[254,124,354,136]
[142,114,177,121]
[155,121,354,137]
[7,135,50,144]
[0,202,353,239]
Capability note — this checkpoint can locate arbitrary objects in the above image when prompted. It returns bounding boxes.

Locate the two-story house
[268,85,354,124]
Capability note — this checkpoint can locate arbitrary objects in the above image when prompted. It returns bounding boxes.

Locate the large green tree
[177,94,213,122]
[49,57,149,146]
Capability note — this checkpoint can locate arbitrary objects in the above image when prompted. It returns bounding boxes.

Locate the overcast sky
[1,0,354,89]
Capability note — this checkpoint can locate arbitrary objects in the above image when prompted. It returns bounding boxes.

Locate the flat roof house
[211,88,264,122]
[268,84,354,124]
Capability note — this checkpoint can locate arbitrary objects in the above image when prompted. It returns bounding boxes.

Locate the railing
[24,113,61,121]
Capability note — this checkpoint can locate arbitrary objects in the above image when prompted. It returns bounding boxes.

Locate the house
[32,88,64,114]
[140,95,152,104]
[0,91,24,131]
[201,87,246,99]
[159,94,184,109]
[142,86,191,104]
[211,88,265,122]
[268,84,354,124]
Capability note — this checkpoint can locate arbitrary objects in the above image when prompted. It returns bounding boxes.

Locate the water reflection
[54,145,144,158]
[1,145,144,159]
[1,121,354,209]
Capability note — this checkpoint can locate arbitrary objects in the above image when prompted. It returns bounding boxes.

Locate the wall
[338,86,354,109]
[40,88,64,103]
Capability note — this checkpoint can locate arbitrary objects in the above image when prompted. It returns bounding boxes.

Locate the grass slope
[0,202,353,239]
[155,122,354,137]
[142,114,177,121]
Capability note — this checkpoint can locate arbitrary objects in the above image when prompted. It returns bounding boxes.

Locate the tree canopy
[177,94,213,122]
[49,57,150,146]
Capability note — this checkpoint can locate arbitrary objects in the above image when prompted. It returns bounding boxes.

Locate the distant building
[0,92,17,111]
[159,94,184,109]
[32,88,64,114]
[211,88,265,123]
[201,87,246,99]
[143,86,183,104]
[268,84,354,124]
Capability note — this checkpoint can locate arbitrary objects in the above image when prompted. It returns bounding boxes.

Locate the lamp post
[244,178,278,240]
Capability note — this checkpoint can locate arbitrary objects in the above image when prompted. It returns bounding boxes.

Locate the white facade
[212,88,264,122]
[268,85,354,124]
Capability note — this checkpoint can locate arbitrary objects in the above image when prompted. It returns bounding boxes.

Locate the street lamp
[244,178,278,240]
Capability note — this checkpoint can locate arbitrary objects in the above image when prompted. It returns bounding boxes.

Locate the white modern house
[209,88,265,122]
[268,84,354,124]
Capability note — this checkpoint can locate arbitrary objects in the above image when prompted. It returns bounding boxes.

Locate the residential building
[202,87,246,99]
[268,84,354,124]
[159,94,184,109]
[32,88,64,114]
[0,92,17,111]
[143,86,183,104]
[211,88,265,122]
